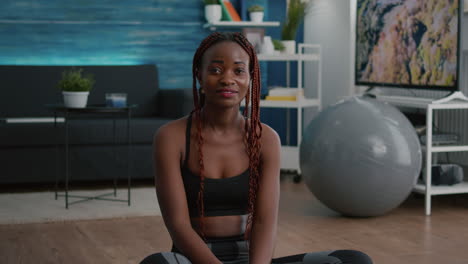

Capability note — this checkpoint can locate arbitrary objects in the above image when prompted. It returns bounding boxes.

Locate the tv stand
[375,91,468,215]
[364,85,376,93]
[432,91,468,104]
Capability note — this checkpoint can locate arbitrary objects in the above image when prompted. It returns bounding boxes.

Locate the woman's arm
[248,124,281,264]
[153,121,222,264]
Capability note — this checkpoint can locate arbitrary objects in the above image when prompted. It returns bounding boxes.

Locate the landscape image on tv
[355,0,460,90]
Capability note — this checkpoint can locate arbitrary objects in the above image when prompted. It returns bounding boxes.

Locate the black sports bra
[181,114,249,217]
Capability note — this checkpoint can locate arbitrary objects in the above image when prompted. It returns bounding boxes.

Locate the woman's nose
[220,71,235,85]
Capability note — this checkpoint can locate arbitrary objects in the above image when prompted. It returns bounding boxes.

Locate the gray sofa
[0,65,193,185]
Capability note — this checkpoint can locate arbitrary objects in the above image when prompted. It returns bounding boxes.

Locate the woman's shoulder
[259,122,281,171]
[154,115,190,142]
[260,123,281,152]
[260,122,281,145]
[245,120,280,145]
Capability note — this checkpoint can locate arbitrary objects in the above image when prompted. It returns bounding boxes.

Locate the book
[268,87,303,97]
[223,0,242,21]
[239,0,247,21]
[218,0,233,21]
[265,96,297,101]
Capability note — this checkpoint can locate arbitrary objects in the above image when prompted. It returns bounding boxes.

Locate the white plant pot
[249,11,264,23]
[260,36,274,54]
[63,91,89,108]
[281,40,296,54]
[205,5,222,23]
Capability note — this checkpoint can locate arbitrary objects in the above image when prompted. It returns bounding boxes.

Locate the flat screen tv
[355,0,461,91]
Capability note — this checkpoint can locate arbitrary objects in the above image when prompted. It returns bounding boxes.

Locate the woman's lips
[216,89,238,98]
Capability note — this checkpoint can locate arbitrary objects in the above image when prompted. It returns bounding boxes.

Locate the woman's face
[199,41,250,107]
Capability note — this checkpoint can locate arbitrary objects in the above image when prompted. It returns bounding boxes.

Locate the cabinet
[256,44,322,177]
[376,91,468,215]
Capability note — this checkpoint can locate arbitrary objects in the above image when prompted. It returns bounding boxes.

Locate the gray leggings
[140,236,372,264]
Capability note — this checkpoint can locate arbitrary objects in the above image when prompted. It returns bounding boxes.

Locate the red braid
[191,32,263,242]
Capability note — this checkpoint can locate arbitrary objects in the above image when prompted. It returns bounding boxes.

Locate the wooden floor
[2,177,468,264]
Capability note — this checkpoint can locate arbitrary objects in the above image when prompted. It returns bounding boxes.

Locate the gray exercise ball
[300,96,422,217]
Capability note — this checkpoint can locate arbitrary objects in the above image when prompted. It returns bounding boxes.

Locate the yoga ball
[300,96,421,217]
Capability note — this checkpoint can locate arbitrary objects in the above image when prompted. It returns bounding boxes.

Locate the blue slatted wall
[0,0,208,89]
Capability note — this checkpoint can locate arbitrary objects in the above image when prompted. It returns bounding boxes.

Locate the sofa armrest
[156,88,194,119]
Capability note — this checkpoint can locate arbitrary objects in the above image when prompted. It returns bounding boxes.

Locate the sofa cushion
[156,88,194,119]
[0,121,61,147]
[64,117,171,144]
[0,145,155,183]
[0,117,171,147]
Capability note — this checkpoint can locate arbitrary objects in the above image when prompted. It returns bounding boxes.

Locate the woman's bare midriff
[191,214,248,238]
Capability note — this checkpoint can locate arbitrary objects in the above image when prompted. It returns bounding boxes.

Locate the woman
[141,32,372,264]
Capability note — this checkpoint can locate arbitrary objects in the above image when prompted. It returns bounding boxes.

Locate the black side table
[46,104,138,209]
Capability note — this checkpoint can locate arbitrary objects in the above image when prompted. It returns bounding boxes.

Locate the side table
[46,104,138,209]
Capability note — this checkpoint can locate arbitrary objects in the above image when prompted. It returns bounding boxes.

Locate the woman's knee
[140,252,192,264]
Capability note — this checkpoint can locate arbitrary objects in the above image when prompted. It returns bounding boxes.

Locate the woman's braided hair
[191,32,262,240]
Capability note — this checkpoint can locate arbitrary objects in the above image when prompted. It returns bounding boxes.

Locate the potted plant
[204,0,222,23]
[57,67,95,108]
[281,0,309,54]
[272,39,285,53]
[248,5,264,23]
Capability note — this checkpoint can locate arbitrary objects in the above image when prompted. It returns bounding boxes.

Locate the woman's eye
[235,68,246,74]
[209,67,222,74]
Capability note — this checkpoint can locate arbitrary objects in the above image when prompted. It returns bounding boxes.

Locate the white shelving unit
[204,21,280,30]
[376,91,468,215]
[257,44,322,175]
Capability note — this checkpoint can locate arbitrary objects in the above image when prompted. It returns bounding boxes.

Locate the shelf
[257,53,320,61]
[280,146,300,170]
[242,98,320,108]
[376,92,468,109]
[375,95,433,109]
[203,21,280,30]
[375,92,468,215]
[4,117,65,123]
[259,98,320,108]
[413,182,468,195]
[249,43,322,175]
[422,145,468,153]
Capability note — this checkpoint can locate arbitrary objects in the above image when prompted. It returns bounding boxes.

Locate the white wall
[303,0,352,107]
[465,1,468,50]
[463,13,468,50]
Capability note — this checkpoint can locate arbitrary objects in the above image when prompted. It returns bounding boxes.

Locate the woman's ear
[196,70,202,84]
[197,70,204,94]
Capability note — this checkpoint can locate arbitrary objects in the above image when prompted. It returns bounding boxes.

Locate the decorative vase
[260,36,274,54]
[62,91,89,108]
[281,40,296,54]
[205,5,222,23]
[249,11,264,23]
